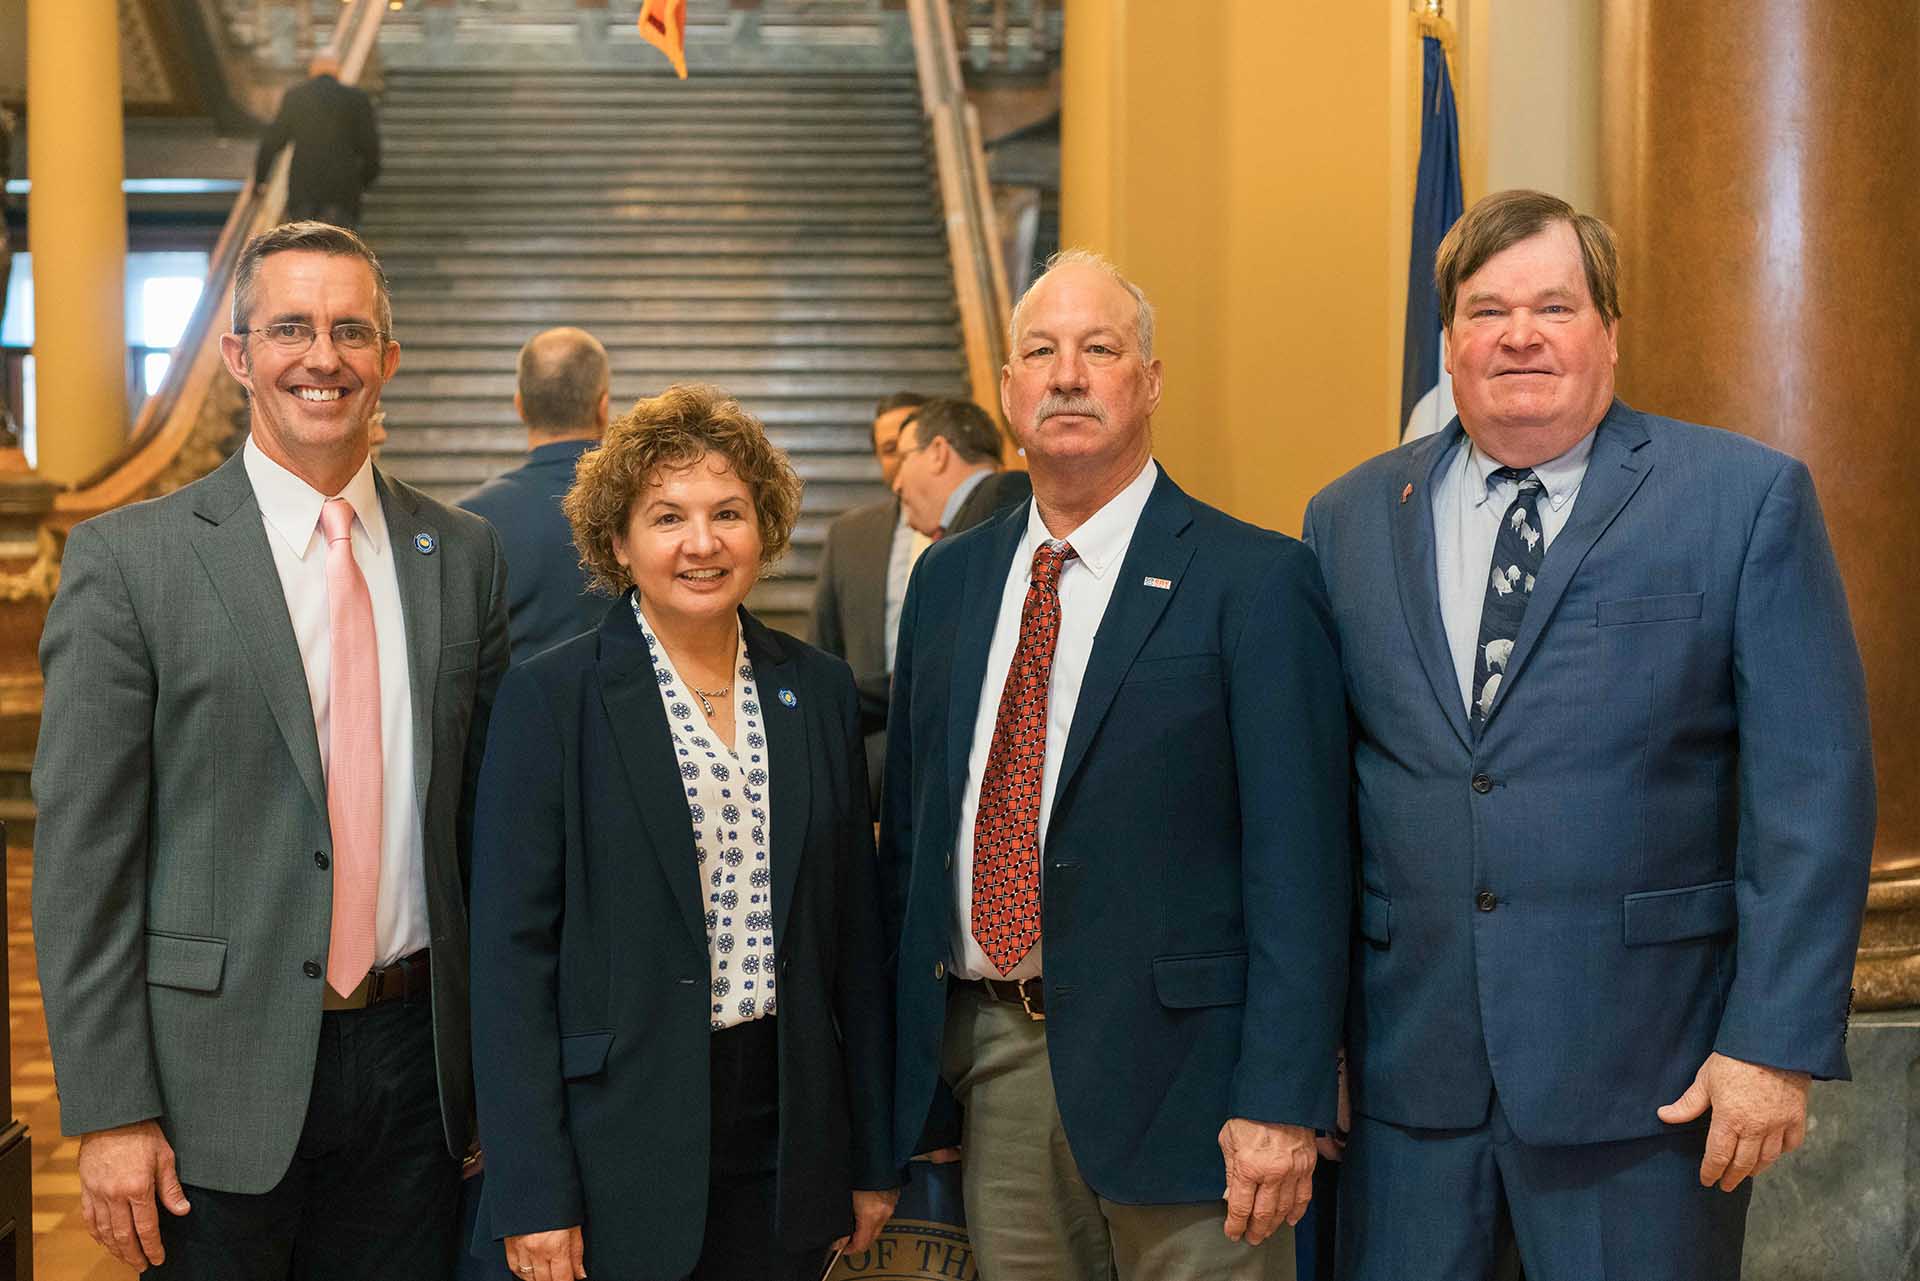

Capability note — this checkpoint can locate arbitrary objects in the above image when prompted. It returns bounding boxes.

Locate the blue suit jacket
[457,439,604,665]
[469,602,893,1280]
[882,468,1351,1203]
[1303,402,1875,1147]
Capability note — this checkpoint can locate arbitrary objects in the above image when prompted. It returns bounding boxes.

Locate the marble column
[1599,0,1920,1008]
[25,0,128,487]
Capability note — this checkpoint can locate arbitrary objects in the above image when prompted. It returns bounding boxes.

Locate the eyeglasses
[237,322,388,352]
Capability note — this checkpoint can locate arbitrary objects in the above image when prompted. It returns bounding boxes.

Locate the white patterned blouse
[633,599,777,1031]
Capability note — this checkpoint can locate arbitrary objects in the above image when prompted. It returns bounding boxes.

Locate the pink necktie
[320,497,381,997]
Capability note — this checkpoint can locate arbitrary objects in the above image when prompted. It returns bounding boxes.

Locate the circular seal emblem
[778,688,797,708]
[413,531,437,555]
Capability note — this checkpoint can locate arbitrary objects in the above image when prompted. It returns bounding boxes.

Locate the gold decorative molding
[0,525,62,604]
[1857,873,1920,1011]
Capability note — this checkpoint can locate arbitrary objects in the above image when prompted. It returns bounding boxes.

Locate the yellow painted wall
[1061,0,1413,535]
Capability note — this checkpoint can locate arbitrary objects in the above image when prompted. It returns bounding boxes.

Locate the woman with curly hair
[469,384,898,1281]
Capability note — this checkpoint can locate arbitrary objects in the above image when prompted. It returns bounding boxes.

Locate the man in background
[811,390,929,806]
[255,54,381,227]
[891,397,1030,541]
[457,326,610,664]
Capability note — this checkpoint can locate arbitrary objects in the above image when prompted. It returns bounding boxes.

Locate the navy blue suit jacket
[1303,402,1875,1147]
[469,602,893,1280]
[457,439,604,665]
[882,468,1351,1203]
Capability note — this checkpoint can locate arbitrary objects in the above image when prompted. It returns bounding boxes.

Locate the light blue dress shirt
[1430,430,1595,713]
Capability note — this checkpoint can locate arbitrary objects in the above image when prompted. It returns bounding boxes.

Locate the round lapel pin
[778,688,797,708]
[413,531,437,555]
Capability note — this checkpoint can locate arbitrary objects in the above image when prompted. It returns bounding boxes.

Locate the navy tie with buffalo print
[1471,467,1545,726]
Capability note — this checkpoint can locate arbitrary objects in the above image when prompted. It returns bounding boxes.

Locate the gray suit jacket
[32,450,509,1193]
[810,497,898,805]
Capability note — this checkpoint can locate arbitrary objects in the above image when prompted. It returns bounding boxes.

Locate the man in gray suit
[890,397,1030,540]
[811,390,929,804]
[33,221,509,1278]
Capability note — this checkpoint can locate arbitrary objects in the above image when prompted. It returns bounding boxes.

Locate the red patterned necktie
[971,541,1076,975]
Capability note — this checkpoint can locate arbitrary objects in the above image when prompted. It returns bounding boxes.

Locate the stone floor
[9,844,137,1279]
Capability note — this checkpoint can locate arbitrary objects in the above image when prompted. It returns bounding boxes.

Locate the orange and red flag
[638,0,689,79]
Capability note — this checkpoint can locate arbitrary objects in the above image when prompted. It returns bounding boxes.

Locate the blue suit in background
[1304,402,1875,1278]
[457,438,604,665]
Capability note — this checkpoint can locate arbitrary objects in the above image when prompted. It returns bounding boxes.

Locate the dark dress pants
[688,1016,829,1281]
[151,996,460,1281]
[1337,1095,1749,1281]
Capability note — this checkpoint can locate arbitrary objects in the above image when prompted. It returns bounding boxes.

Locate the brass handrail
[908,0,1014,433]
[51,0,386,526]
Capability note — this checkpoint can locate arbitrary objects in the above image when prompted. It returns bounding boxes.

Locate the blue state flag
[1400,33,1464,441]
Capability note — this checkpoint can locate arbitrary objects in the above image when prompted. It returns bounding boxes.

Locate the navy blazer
[882,468,1350,1203]
[457,440,604,665]
[469,600,894,1281]
[1303,402,1876,1148]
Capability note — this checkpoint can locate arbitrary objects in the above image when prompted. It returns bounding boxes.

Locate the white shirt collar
[1020,458,1159,581]
[1463,428,1595,514]
[243,436,387,560]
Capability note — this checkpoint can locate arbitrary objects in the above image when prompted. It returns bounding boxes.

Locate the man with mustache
[1304,189,1874,1279]
[882,250,1349,1279]
[33,221,509,1278]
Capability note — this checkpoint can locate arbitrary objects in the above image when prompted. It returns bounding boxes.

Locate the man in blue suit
[458,326,609,664]
[883,250,1349,1279]
[1304,189,1876,1280]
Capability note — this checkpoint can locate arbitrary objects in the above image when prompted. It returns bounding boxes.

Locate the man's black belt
[322,949,432,1011]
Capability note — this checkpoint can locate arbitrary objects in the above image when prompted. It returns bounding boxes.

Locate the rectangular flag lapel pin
[1143,576,1173,591]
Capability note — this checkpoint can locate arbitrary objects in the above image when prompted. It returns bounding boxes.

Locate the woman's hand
[832,1188,900,1255]
[504,1226,585,1281]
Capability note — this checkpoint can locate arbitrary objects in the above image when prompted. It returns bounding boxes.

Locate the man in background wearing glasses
[32,220,509,1278]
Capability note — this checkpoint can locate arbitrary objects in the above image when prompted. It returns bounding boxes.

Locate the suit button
[944,851,953,870]
[1476,890,1499,912]
[314,850,330,869]
[1471,773,1493,794]
[933,960,946,981]
[302,960,322,978]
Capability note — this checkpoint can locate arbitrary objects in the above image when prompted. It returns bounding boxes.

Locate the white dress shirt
[243,437,428,966]
[884,509,932,671]
[949,459,1159,981]
[1430,430,1595,712]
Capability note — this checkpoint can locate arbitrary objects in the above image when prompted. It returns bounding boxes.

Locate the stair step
[368,232,944,256]
[366,203,939,226]
[384,424,879,455]
[386,297,960,324]
[389,281,955,307]
[381,104,921,125]
[387,371,962,399]
[397,347,963,374]
[380,255,948,280]
[388,321,959,348]
[372,172,932,194]
[378,395,962,428]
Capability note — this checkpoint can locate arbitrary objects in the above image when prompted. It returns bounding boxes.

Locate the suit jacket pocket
[1359,888,1391,945]
[145,932,228,992]
[1622,880,1736,945]
[1596,593,1704,626]
[1123,653,1222,685]
[440,638,480,675]
[1153,950,1248,1008]
[559,1030,614,1080]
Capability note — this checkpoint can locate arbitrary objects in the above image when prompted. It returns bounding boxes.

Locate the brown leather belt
[959,975,1045,1020]
[322,949,432,1012]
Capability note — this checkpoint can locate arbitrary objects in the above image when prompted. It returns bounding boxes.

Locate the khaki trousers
[941,985,1294,1281]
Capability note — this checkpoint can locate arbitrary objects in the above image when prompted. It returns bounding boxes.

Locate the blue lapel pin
[778,688,797,708]
[413,531,437,555]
